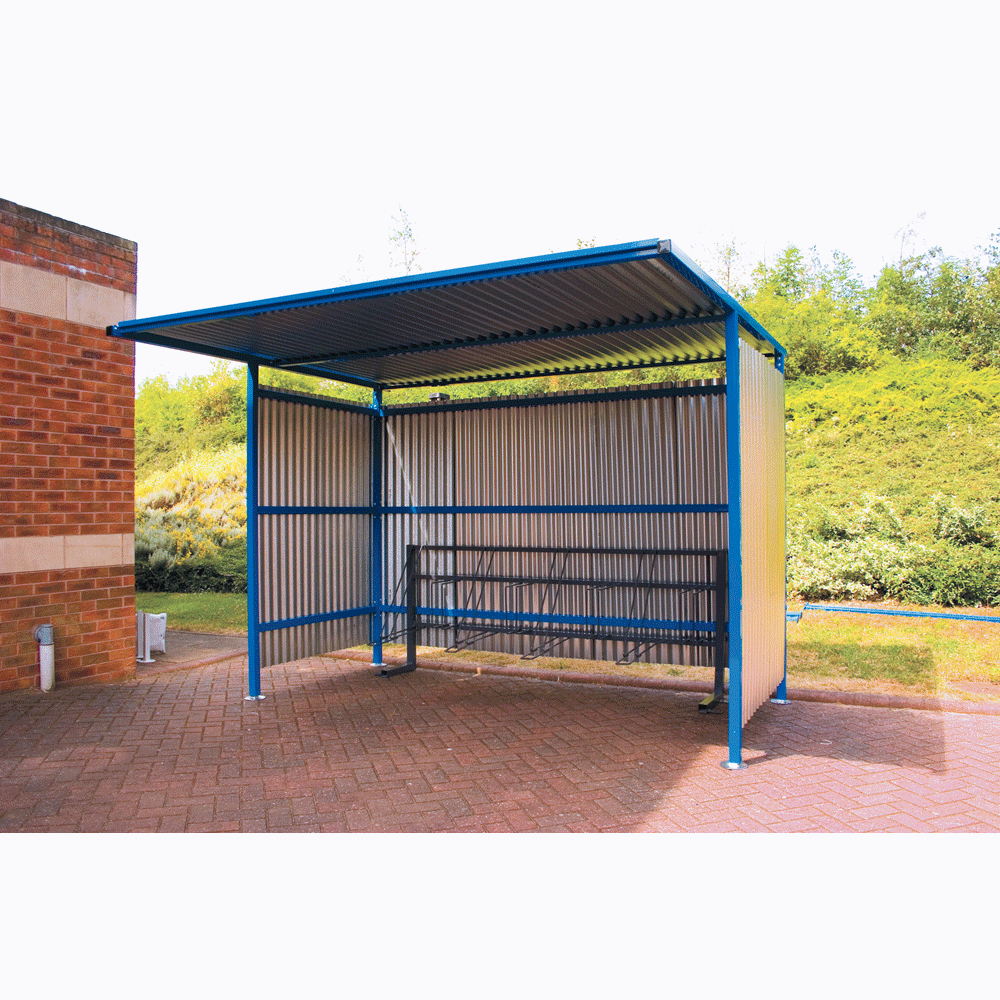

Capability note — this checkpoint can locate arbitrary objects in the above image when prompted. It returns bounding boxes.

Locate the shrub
[134,537,247,593]
[788,494,924,600]
[135,446,247,593]
[931,494,995,547]
[901,544,1000,606]
[788,530,924,601]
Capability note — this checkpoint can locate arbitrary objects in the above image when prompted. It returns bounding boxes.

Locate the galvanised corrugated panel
[109,240,783,389]
[738,341,786,723]
[257,390,371,669]
[342,318,727,388]
[380,381,727,665]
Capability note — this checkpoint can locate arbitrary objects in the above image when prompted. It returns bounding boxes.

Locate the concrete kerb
[129,633,1000,717]
[333,648,1000,718]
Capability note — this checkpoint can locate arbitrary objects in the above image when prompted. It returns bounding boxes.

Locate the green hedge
[135,537,247,593]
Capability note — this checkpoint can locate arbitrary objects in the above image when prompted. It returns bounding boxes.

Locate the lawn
[135,592,248,635]
[785,601,1000,700]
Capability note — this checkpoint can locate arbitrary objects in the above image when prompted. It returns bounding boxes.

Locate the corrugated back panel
[739,343,786,723]
[382,382,727,664]
[257,392,372,668]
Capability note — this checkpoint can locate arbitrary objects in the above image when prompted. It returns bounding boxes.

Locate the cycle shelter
[109,238,787,768]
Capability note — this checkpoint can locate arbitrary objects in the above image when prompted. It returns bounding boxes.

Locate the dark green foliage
[135,362,369,478]
[134,538,247,593]
[902,545,1000,607]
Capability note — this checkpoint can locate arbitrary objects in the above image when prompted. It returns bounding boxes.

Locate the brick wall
[0,199,137,691]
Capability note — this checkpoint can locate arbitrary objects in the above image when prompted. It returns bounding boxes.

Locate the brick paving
[1,652,999,832]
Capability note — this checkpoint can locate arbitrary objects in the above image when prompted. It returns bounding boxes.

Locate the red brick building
[0,199,137,690]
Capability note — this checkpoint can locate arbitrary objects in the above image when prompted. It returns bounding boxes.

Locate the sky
[5,0,998,388]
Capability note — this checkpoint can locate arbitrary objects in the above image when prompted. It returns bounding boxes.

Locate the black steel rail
[381,544,729,712]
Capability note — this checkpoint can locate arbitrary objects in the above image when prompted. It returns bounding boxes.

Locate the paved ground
[2,641,999,832]
[136,629,247,673]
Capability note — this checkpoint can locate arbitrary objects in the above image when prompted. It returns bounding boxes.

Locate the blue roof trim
[107,238,663,339]
[111,327,382,389]
[108,236,782,388]
[664,244,786,356]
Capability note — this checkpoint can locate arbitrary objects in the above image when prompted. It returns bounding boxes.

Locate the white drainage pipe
[34,623,55,692]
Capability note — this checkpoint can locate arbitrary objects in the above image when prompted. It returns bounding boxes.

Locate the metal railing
[383,543,729,710]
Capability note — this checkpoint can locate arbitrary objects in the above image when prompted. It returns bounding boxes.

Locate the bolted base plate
[719,759,747,771]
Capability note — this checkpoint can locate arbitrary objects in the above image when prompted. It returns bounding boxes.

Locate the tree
[389,207,421,274]
[893,212,926,268]
[744,244,881,379]
[709,236,751,297]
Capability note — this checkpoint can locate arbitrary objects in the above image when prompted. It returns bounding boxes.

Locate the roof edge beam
[105,325,381,390]
[263,364,380,389]
[377,354,723,391]
[661,244,786,356]
[106,325,286,373]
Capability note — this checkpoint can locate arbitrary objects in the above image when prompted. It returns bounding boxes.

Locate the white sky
[5,0,997,388]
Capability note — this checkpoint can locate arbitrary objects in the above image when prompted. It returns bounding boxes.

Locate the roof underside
[108,239,783,389]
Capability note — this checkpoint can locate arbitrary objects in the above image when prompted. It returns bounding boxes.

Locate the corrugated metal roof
[108,238,783,388]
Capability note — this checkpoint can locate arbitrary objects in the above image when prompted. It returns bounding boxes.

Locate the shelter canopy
[107,239,783,388]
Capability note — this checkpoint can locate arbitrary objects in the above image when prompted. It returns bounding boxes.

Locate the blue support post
[245,364,264,701]
[371,387,385,667]
[722,311,745,769]
[772,349,789,705]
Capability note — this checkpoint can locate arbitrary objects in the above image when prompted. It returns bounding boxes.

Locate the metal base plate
[244,694,266,701]
[379,664,417,677]
[719,759,747,771]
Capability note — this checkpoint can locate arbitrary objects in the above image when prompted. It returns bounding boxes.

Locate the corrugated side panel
[739,343,786,724]
[382,382,726,665]
[257,392,371,668]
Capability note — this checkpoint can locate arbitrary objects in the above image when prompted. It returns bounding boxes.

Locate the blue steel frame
[243,352,789,766]
[773,352,789,705]
[723,312,744,768]
[371,387,385,666]
[246,364,263,701]
[217,245,789,765]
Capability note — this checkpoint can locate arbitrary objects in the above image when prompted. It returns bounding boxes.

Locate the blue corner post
[772,349,789,705]
[722,310,745,769]
[371,387,385,667]
[245,363,264,701]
